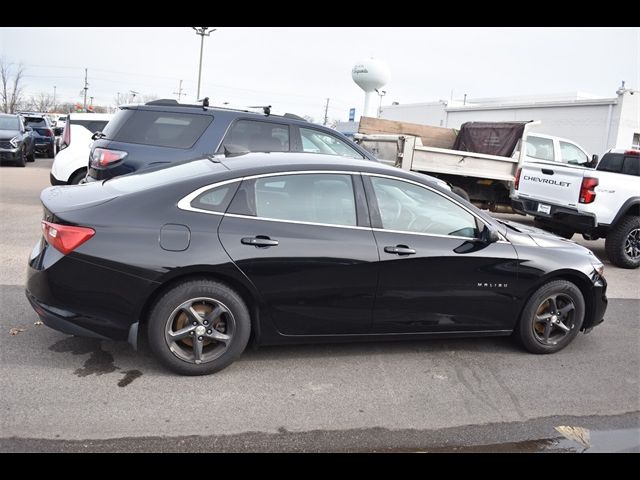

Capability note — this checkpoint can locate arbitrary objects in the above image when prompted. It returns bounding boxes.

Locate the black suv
[87,99,376,181]
[0,113,36,167]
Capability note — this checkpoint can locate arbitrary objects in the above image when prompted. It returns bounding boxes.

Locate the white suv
[50,113,113,185]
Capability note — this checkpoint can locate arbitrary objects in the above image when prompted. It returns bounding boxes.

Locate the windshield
[0,116,20,130]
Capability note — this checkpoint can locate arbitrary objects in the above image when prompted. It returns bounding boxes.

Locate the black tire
[68,170,87,185]
[605,216,640,269]
[15,147,26,167]
[147,279,251,375]
[516,279,585,354]
[26,146,35,162]
[451,186,470,202]
[47,144,55,158]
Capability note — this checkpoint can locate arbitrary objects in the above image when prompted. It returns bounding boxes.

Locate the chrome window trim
[177,178,242,214]
[225,213,370,231]
[176,170,509,244]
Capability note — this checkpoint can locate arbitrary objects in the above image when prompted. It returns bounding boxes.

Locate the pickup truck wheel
[516,280,584,354]
[605,216,640,269]
[451,186,470,202]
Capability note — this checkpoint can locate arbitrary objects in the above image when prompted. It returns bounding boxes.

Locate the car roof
[119,101,313,126]
[213,152,436,184]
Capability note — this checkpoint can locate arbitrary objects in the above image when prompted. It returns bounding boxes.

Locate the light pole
[375,88,387,118]
[192,27,216,100]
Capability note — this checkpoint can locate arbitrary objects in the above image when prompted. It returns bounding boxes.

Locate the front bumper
[584,276,607,332]
[0,147,21,161]
[511,197,596,233]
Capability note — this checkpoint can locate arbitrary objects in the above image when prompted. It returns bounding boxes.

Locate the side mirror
[589,154,599,168]
[91,131,105,140]
[482,226,501,244]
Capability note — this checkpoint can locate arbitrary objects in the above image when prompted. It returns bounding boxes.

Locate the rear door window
[526,137,555,161]
[298,127,364,159]
[105,110,213,149]
[220,120,290,152]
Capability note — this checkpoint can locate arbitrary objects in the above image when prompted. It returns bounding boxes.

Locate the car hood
[500,220,591,252]
[0,129,19,139]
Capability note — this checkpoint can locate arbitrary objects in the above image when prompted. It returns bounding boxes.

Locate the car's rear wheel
[516,280,584,354]
[47,144,55,158]
[26,146,35,162]
[605,216,640,269]
[147,279,251,375]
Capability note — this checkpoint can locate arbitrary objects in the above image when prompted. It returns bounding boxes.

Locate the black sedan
[26,153,608,375]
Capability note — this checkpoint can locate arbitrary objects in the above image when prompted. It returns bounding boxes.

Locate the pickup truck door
[515,162,585,208]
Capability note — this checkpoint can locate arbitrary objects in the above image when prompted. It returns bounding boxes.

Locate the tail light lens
[91,147,127,168]
[579,177,598,204]
[624,149,640,156]
[60,121,70,150]
[514,167,522,190]
[42,128,54,137]
[41,221,95,255]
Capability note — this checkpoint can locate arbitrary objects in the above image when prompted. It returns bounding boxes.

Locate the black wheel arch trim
[606,197,640,228]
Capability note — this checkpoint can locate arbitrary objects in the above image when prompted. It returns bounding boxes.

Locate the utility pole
[53,85,56,112]
[323,98,330,126]
[90,96,94,106]
[173,80,186,101]
[192,27,216,100]
[83,68,89,112]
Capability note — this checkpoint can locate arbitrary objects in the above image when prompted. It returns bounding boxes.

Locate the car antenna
[248,105,271,116]
[198,97,210,110]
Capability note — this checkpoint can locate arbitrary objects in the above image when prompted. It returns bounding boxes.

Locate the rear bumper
[511,198,596,233]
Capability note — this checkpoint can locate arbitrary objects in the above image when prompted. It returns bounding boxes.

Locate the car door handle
[241,236,279,247]
[541,168,554,175]
[384,245,416,255]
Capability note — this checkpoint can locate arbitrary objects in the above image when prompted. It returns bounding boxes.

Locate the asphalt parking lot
[1,158,638,452]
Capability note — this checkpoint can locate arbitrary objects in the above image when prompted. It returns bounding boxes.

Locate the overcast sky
[1,27,638,121]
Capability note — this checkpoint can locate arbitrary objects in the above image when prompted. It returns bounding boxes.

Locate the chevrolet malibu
[26,153,608,375]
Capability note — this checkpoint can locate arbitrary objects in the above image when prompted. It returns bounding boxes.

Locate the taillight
[91,147,127,168]
[61,121,70,149]
[579,177,598,204]
[514,167,522,190]
[42,128,54,137]
[624,149,640,156]
[41,221,95,255]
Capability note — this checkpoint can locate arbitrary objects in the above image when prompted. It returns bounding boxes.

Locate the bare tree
[28,92,55,113]
[0,58,26,113]
[141,94,158,103]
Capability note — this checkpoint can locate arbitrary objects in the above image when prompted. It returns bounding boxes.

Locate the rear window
[103,110,213,149]
[598,153,640,176]
[219,119,289,152]
[24,117,46,127]
[70,119,110,133]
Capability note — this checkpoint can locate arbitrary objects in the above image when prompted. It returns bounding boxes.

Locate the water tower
[352,58,390,118]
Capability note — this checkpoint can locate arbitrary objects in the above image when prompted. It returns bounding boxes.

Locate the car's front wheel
[147,279,251,375]
[516,279,585,354]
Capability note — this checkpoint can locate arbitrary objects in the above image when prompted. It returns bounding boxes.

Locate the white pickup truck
[511,149,640,268]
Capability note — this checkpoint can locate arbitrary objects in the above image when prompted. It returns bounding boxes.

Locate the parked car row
[0,112,60,167]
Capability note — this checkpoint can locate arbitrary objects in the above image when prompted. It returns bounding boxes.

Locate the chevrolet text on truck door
[512,149,640,269]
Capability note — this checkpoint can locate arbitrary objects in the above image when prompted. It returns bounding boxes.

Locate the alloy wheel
[164,297,235,364]
[624,228,640,261]
[532,293,576,346]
